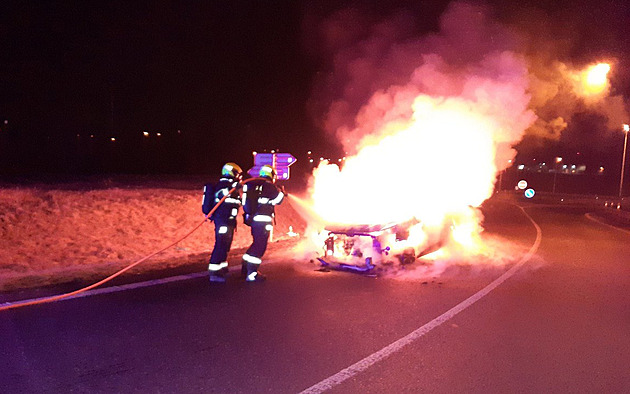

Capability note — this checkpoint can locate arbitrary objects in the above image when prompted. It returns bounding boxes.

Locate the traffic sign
[524,188,535,199]
[248,152,297,180]
[517,180,528,190]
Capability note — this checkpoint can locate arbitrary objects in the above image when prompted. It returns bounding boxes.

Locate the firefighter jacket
[208,177,241,225]
[242,178,284,224]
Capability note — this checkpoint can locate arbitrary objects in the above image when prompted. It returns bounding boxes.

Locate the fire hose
[0,177,267,312]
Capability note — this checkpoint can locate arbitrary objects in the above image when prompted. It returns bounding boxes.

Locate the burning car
[316,216,451,274]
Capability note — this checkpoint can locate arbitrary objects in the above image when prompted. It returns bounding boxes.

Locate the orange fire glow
[302,71,536,265]
[573,62,611,98]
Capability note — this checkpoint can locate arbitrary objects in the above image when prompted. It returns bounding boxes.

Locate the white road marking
[0,272,208,308]
[585,213,630,235]
[300,205,542,394]
[0,264,244,309]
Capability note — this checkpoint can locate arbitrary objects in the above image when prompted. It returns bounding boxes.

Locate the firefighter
[202,162,243,283]
[241,165,285,282]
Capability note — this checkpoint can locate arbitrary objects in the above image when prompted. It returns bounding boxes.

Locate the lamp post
[620,124,629,198]
[552,156,562,194]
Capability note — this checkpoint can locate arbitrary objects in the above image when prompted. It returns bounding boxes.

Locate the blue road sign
[248,152,297,180]
[524,188,535,199]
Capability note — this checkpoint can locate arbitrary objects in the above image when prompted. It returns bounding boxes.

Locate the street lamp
[620,124,629,198]
[553,156,562,193]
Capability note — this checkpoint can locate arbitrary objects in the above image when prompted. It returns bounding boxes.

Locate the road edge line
[299,205,542,394]
[585,213,630,235]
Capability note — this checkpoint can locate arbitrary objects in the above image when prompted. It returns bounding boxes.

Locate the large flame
[303,54,537,264]
[312,95,498,226]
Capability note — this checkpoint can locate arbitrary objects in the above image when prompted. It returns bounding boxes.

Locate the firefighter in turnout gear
[241,165,285,282]
[202,162,243,283]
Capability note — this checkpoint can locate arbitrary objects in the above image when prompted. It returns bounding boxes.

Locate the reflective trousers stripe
[253,215,272,222]
[208,262,228,271]
[243,253,262,265]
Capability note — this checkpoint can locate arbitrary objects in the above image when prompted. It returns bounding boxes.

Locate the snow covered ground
[0,177,307,292]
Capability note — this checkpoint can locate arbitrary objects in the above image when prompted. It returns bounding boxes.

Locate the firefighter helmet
[259,165,276,180]
[221,162,243,179]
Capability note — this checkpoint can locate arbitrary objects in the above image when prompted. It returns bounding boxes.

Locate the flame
[297,50,536,269]
[312,95,498,227]
[303,87,534,262]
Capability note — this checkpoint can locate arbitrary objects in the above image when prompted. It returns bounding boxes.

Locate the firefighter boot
[209,264,228,284]
[245,262,266,282]
[209,272,226,283]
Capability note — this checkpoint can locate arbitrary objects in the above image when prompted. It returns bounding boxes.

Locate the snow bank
[0,185,306,291]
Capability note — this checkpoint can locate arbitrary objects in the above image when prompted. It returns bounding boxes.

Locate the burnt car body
[316,217,450,274]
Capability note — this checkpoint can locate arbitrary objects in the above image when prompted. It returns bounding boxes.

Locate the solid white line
[585,213,630,235]
[0,270,216,309]
[300,205,542,394]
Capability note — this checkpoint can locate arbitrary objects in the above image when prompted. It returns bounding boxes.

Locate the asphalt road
[1,201,629,393]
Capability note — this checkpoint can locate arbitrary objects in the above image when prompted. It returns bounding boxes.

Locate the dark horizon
[1,0,630,188]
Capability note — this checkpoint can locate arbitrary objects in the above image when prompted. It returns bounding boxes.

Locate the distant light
[584,63,610,93]
[76,134,80,138]
[571,165,576,169]
[110,137,116,142]
[599,166,605,173]
[143,131,149,137]
[518,164,525,170]
[555,157,563,163]
[90,134,94,138]
[338,159,342,162]
[156,133,161,137]
[177,129,182,134]
[307,150,312,155]
[320,157,324,161]
[271,149,276,153]
[252,151,257,155]
[3,120,7,125]
[507,159,512,163]
[309,159,314,163]
[562,164,568,169]
[342,157,346,160]
[624,124,629,132]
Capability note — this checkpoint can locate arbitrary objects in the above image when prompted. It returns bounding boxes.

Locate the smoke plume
[305,0,629,155]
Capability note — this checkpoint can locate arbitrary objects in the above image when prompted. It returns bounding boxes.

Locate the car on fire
[316,216,451,274]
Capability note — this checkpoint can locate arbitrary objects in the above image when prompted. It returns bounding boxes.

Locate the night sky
[1,0,629,179]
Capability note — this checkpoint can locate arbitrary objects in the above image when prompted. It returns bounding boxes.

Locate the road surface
[1,200,629,392]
